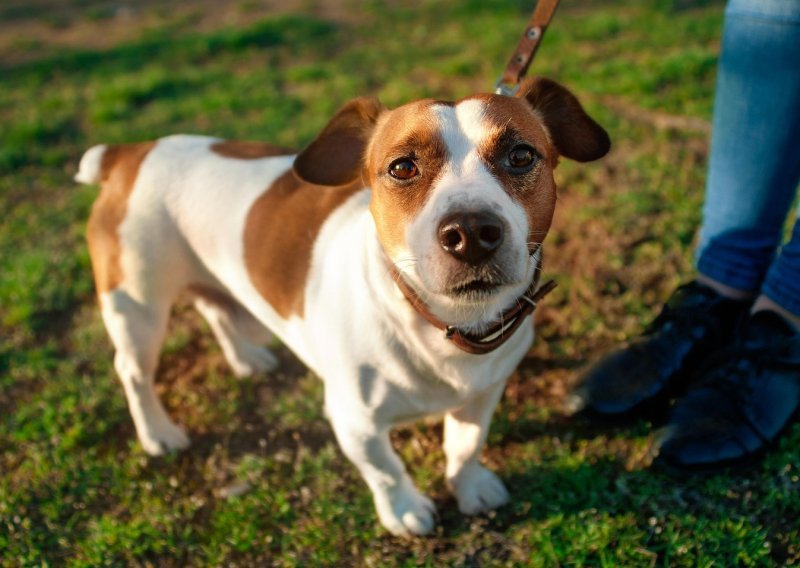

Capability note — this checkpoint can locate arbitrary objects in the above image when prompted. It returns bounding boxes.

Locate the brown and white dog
[76,77,609,536]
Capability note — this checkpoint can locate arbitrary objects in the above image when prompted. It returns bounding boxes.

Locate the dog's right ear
[293,97,384,186]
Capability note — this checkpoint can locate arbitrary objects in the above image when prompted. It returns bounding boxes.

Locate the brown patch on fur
[469,93,557,165]
[86,141,156,295]
[210,140,294,160]
[366,101,449,256]
[473,93,559,250]
[244,169,363,318]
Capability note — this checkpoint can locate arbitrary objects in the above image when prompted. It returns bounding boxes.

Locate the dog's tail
[74,144,107,184]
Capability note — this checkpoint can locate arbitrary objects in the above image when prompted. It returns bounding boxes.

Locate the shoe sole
[651,408,800,478]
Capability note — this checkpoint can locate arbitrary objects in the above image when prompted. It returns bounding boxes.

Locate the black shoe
[654,310,800,474]
[569,281,751,418]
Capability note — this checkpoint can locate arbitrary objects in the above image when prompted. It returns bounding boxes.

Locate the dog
[75,77,609,536]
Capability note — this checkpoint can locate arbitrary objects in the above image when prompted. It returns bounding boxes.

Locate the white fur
[74,144,107,184]
[80,109,542,535]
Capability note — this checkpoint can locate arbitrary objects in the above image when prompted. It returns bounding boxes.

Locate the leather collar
[386,257,556,355]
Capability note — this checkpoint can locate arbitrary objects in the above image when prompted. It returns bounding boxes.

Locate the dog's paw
[228,343,279,378]
[448,463,509,516]
[139,421,191,456]
[375,483,437,537]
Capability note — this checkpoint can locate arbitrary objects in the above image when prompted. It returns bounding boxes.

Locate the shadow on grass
[75,303,791,562]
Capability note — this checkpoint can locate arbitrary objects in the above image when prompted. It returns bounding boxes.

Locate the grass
[2,0,799,565]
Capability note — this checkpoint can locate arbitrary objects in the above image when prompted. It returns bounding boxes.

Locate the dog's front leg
[328,408,436,536]
[444,380,510,515]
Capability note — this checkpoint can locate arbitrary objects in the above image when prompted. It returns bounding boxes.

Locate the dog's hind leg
[192,290,279,378]
[101,290,190,456]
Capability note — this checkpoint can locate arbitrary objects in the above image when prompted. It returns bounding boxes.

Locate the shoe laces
[643,283,732,347]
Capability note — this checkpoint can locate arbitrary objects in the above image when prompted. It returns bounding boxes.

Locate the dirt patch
[0,0,363,67]
[603,95,711,135]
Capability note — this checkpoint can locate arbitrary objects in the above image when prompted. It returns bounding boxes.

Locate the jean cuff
[761,253,800,317]
[696,254,764,294]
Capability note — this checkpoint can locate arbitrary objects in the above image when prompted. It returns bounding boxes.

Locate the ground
[1,0,798,566]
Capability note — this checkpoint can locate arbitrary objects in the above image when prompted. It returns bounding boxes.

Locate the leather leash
[495,0,561,96]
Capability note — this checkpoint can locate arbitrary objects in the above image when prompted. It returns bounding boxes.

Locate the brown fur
[86,141,156,295]
[293,98,449,260]
[210,140,294,160]
[366,101,449,257]
[472,93,559,249]
[243,169,363,318]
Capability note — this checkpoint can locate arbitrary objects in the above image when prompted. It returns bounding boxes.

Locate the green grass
[2,0,798,565]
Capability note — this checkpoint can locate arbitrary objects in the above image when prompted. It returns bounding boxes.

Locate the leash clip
[494,78,519,97]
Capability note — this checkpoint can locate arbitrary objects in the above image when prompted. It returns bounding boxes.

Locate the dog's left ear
[294,97,385,186]
[518,77,610,162]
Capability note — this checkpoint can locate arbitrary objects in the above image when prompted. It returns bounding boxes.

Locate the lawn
[1,0,798,565]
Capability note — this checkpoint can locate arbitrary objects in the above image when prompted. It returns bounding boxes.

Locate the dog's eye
[508,145,537,170]
[388,159,418,180]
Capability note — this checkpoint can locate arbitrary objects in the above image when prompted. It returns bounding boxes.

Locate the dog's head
[294,77,609,330]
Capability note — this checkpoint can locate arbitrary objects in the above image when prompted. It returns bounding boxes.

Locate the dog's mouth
[442,261,517,301]
[451,278,498,294]
[448,277,505,300]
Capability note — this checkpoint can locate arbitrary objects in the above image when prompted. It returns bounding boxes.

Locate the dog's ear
[293,97,385,186]
[518,77,610,162]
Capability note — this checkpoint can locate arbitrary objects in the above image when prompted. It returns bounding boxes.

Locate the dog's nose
[438,211,505,265]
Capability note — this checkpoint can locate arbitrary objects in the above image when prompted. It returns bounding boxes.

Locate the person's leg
[655,0,800,473]
[757,220,800,329]
[571,0,800,421]
[752,294,800,330]
[695,0,800,298]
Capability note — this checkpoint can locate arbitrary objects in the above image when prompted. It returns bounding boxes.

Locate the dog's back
[80,135,293,301]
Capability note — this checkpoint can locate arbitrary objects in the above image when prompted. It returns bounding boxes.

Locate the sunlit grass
[2,0,798,565]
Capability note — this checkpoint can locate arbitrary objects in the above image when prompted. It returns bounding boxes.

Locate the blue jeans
[695,0,800,316]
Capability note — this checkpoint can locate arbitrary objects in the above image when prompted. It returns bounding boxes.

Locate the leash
[495,0,561,96]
